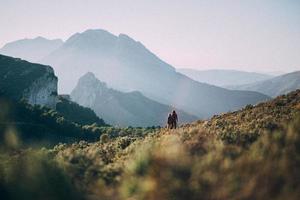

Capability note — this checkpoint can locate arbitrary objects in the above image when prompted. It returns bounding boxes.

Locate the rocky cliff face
[22,67,58,109]
[0,54,58,109]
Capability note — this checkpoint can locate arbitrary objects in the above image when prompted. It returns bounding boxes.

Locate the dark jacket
[168,115,173,124]
[172,112,178,122]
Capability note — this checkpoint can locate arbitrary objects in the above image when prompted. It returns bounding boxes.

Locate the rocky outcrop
[22,67,57,109]
[0,54,58,109]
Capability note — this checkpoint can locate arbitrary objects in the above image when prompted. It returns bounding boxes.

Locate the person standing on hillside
[172,110,178,129]
[167,113,174,129]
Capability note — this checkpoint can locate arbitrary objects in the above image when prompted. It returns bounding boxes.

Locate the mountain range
[229,71,300,97]
[177,68,273,87]
[71,72,197,127]
[0,29,270,118]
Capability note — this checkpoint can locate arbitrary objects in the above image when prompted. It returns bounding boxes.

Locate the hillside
[177,68,272,87]
[229,71,300,97]
[0,37,63,62]
[71,72,197,126]
[41,29,269,118]
[1,90,298,199]
[56,95,106,126]
[0,97,103,146]
[52,90,300,199]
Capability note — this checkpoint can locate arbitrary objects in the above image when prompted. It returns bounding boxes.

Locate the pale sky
[0,0,300,72]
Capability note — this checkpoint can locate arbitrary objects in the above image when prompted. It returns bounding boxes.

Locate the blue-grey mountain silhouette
[2,29,270,118]
[0,37,63,62]
[177,68,273,87]
[229,71,300,97]
[71,72,197,127]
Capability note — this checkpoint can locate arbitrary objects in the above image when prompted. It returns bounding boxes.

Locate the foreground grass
[1,90,300,200]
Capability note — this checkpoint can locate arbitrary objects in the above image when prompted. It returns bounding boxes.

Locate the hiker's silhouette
[167,110,178,129]
[167,113,173,129]
[172,110,178,129]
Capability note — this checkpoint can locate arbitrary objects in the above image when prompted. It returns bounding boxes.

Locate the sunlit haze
[1,0,300,72]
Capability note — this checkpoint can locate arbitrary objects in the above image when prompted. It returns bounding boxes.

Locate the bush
[100,134,110,143]
[0,149,82,200]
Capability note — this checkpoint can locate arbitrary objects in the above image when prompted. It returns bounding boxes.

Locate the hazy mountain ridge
[0,37,63,62]
[42,29,175,92]
[38,29,270,118]
[229,71,300,97]
[177,68,273,87]
[71,72,197,126]
[0,30,271,118]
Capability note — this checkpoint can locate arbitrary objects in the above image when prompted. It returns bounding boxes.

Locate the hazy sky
[1,0,300,72]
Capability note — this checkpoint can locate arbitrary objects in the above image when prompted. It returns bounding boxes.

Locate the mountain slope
[0,54,57,108]
[229,71,300,97]
[71,72,197,127]
[0,37,63,62]
[177,68,273,87]
[43,89,300,199]
[56,95,106,126]
[41,29,270,118]
[0,97,105,146]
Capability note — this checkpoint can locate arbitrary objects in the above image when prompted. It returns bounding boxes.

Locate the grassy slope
[52,90,300,199]
[1,90,300,200]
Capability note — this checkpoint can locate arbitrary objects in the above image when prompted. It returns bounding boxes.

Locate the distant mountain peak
[82,71,96,78]
[78,72,107,88]
[118,33,135,41]
[33,36,61,42]
[1,36,63,48]
[0,36,63,62]
[84,28,113,35]
[117,33,145,49]
[64,29,142,49]
[64,29,117,49]
[35,36,45,39]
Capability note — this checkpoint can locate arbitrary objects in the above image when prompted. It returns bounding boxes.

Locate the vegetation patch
[1,90,300,199]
